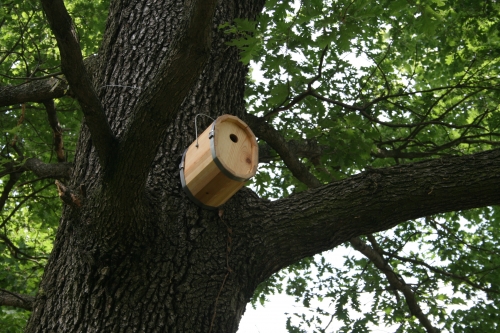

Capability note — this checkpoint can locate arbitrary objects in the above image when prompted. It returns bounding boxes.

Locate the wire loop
[195,114,215,148]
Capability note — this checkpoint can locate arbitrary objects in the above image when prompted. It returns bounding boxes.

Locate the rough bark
[26,0,267,332]
[20,0,500,333]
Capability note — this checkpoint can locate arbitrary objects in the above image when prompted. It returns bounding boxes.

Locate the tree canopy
[0,0,499,332]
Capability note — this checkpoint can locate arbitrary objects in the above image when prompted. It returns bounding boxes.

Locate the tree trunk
[26,0,266,332]
[24,0,500,332]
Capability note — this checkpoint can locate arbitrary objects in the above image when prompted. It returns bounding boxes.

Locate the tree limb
[0,56,99,108]
[0,158,72,180]
[382,250,499,295]
[263,45,329,120]
[246,114,322,188]
[349,237,438,333]
[23,158,72,179]
[0,289,34,311]
[0,172,21,212]
[42,99,66,162]
[0,77,68,107]
[40,0,116,167]
[248,148,500,279]
[111,0,218,195]
[244,114,467,332]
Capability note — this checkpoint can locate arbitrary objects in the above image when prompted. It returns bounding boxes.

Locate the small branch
[0,172,21,214]
[0,183,53,229]
[429,218,500,256]
[264,46,329,120]
[349,236,438,333]
[42,99,65,162]
[398,88,486,150]
[0,233,47,261]
[40,0,116,168]
[382,250,499,295]
[246,114,322,188]
[262,78,499,126]
[0,288,34,311]
[55,180,81,207]
[264,89,315,120]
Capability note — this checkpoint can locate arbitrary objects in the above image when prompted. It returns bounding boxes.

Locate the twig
[0,183,53,229]
[0,71,63,81]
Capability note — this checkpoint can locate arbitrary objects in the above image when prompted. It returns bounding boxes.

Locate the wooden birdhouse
[179,115,258,209]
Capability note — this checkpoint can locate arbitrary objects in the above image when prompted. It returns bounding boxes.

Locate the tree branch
[0,172,21,212]
[0,77,68,107]
[245,113,456,332]
[247,148,500,280]
[246,114,322,188]
[0,56,99,108]
[42,99,65,162]
[0,289,34,311]
[111,0,218,195]
[258,139,325,164]
[382,250,499,295]
[40,0,116,167]
[263,45,329,120]
[23,158,72,179]
[349,237,438,333]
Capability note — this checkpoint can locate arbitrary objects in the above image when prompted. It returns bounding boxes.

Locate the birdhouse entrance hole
[230,134,238,143]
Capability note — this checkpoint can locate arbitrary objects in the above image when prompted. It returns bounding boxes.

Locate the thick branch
[0,289,34,311]
[247,113,446,331]
[349,237,438,333]
[40,0,116,167]
[0,56,99,108]
[112,0,218,194]
[248,148,500,279]
[23,158,72,179]
[1,158,72,179]
[0,77,68,107]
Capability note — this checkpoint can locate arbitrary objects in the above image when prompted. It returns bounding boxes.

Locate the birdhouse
[179,115,258,209]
